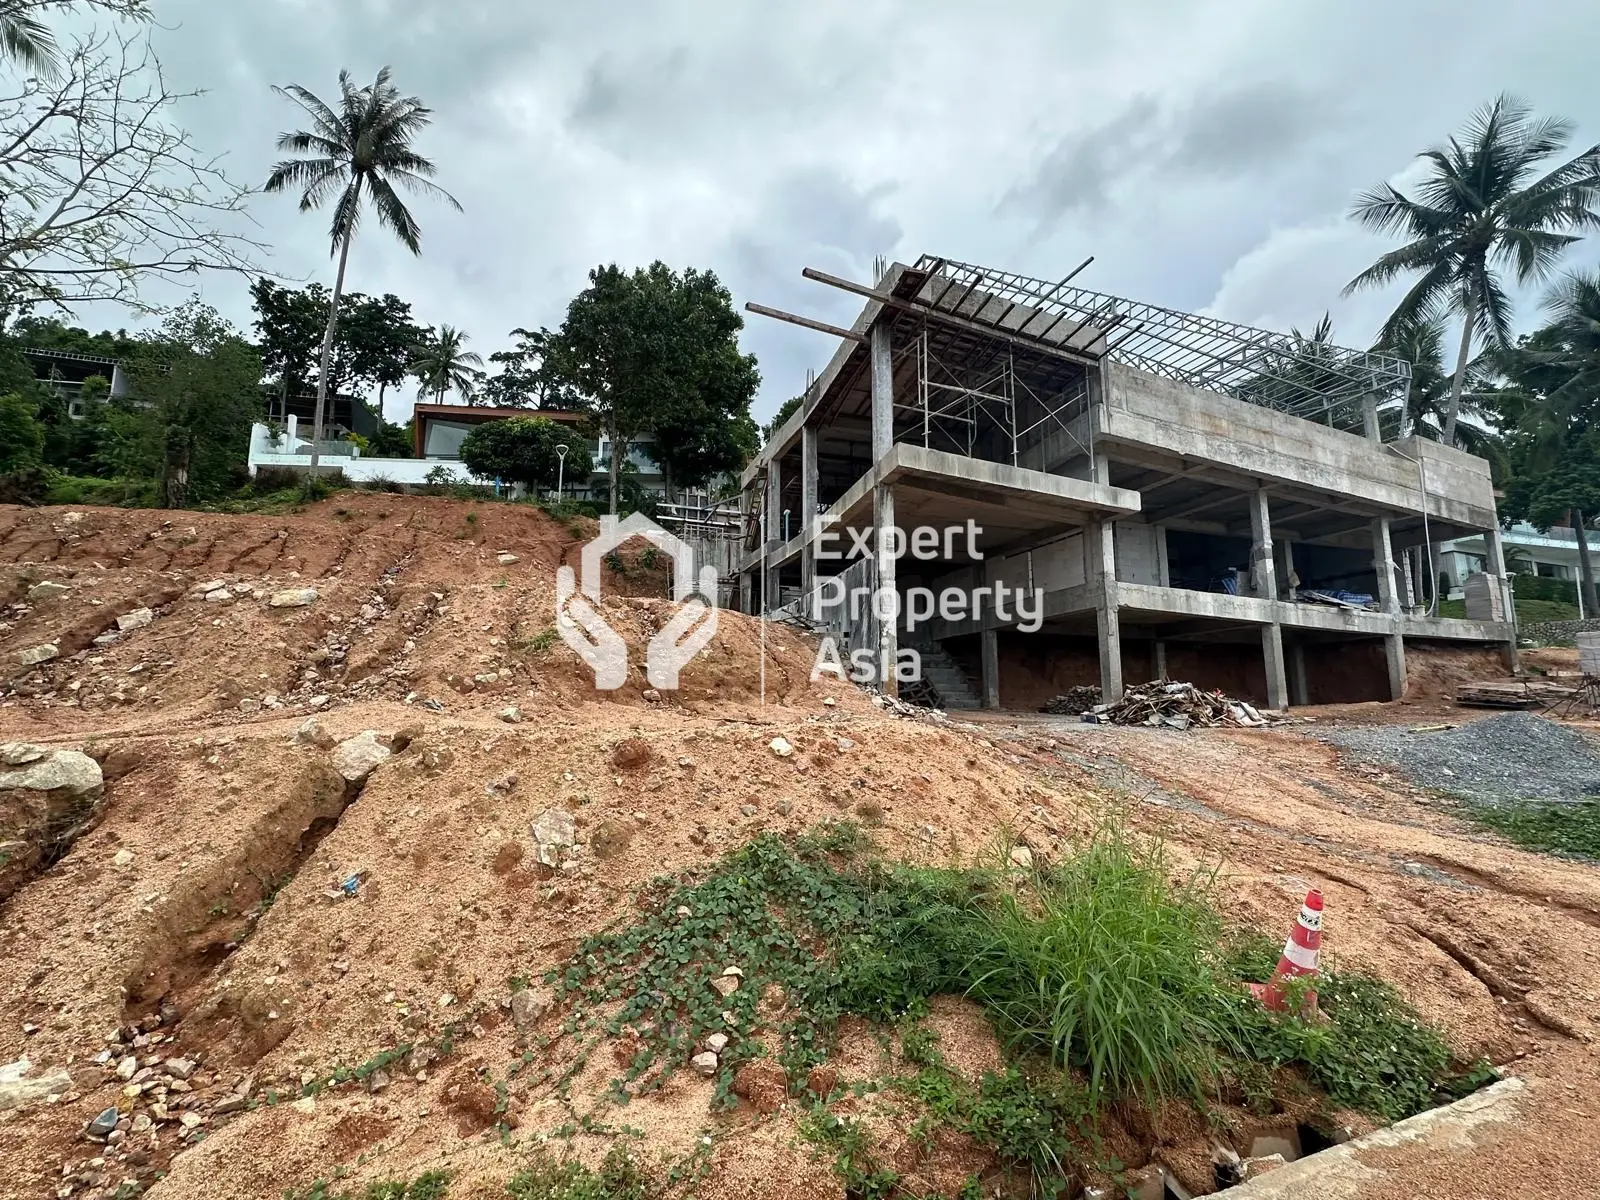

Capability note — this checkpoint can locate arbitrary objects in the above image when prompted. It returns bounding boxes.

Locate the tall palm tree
[411,325,484,404]
[1343,94,1600,444]
[264,67,458,474]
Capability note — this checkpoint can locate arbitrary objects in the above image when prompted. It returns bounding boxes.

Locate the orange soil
[0,495,1595,1199]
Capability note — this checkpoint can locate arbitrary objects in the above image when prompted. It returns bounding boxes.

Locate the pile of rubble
[1040,685,1102,715]
[1080,680,1272,730]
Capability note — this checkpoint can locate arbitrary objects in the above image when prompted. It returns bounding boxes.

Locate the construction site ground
[0,494,1595,1200]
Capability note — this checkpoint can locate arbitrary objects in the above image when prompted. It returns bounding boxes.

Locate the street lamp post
[555,444,568,500]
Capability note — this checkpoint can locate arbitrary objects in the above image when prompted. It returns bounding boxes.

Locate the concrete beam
[1372,517,1401,615]
[1088,518,1123,701]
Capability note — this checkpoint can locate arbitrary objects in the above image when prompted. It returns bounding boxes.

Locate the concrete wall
[1114,522,1162,585]
[1100,368,1498,528]
[247,423,476,486]
[1032,532,1086,590]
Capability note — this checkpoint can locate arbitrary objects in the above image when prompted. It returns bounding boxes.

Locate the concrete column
[1088,518,1123,701]
[1402,550,1416,610]
[739,570,753,616]
[1154,639,1168,681]
[767,457,783,544]
[1280,536,1298,601]
[870,321,893,462]
[1383,633,1408,700]
[1372,518,1407,699]
[1262,623,1289,710]
[1371,518,1400,614]
[874,484,898,696]
[1362,394,1381,442]
[1249,488,1276,600]
[800,425,818,615]
[1483,525,1519,673]
[980,629,1000,709]
[1091,453,1111,487]
[1289,642,1309,707]
[1154,524,1171,587]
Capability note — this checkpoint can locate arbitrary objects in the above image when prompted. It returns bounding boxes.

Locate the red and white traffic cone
[1249,889,1322,1013]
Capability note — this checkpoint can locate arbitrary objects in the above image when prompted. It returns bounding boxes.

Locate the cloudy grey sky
[74,0,1600,423]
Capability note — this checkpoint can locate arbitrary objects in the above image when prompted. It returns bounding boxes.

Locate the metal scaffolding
[910,255,1412,426]
[881,307,1092,467]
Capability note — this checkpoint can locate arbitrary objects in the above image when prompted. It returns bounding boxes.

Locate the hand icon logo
[556,564,629,690]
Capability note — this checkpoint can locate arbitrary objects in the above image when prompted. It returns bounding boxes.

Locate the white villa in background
[1440,521,1587,606]
[246,402,668,498]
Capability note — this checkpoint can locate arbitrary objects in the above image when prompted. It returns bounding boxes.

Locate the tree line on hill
[0,0,1596,567]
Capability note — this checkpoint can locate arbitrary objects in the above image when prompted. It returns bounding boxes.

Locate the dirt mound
[1,498,1598,1200]
[0,497,847,734]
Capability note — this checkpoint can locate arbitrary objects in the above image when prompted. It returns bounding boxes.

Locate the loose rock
[116,608,153,632]
[690,1052,719,1077]
[331,731,391,783]
[531,807,575,867]
[268,588,319,609]
[15,643,58,666]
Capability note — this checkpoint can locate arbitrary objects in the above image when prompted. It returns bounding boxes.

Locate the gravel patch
[1317,712,1600,806]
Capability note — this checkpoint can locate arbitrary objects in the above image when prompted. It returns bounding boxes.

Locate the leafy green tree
[458,416,592,491]
[343,292,422,419]
[1343,94,1600,444]
[762,394,803,443]
[265,67,458,474]
[0,391,43,472]
[547,262,759,513]
[124,301,264,507]
[249,278,325,401]
[411,324,483,403]
[481,326,576,409]
[366,419,414,458]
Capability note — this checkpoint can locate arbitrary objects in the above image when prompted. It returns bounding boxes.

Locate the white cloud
[36,0,1600,423]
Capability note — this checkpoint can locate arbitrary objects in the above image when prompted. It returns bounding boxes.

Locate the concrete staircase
[913,641,981,710]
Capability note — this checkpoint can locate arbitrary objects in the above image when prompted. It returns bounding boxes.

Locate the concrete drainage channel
[1090,1078,1527,1199]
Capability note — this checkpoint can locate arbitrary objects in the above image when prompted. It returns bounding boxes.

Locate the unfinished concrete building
[740,257,1514,710]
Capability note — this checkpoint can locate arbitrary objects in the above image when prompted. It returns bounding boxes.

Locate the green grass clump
[284,1171,449,1200]
[546,821,1471,1194]
[505,1147,653,1200]
[1463,799,1600,861]
[944,827,1236,1108]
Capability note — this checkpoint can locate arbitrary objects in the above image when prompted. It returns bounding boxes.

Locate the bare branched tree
[0,24,266,314]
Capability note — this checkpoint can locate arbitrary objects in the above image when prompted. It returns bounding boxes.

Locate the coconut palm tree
[1374,314,1504,467]
[264,67,458,474]
[0,2,54,72]
[1342,94,1600,444]
[411,325,484,404]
